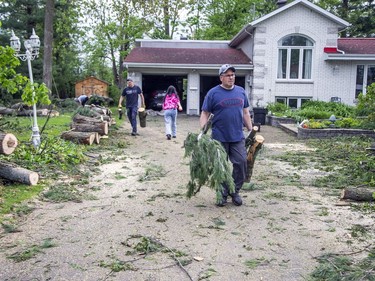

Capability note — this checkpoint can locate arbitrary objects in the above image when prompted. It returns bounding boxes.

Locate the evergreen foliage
[184,133,234,203]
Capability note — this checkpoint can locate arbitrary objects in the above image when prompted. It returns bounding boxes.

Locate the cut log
[61,131,96,145]
[73,114,104,124]
[0,133,18,155]
[71,121,108,136]
[340,188,375,202]
[17,109,59,117]
[86,105,107,115]
[94,132,100,144]
[0,107,17,115]
[0,161,39,185]
[245,134,265,182]
[102,115,111,122]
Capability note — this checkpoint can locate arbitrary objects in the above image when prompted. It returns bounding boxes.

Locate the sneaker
[172,136,176,138]
[230,193,243,206]
[167,134,171,140]
[216,196,227,207]
[131,132,139,136]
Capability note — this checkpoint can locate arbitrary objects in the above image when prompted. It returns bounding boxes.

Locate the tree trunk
[61,131,97,145]
[340,188,375,202]
[0,133,18,155]
[15,109,59,117]
[0,107,16,115]
[73,114,106,125]
[43,0,55,94]
[71,122,108,136]
[0,161,39,185]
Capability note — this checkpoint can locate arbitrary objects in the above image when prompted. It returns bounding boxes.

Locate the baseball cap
[126,78,133,82]
[219,64,235,75]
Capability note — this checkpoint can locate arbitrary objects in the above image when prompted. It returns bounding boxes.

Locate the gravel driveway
[0,114,373,281]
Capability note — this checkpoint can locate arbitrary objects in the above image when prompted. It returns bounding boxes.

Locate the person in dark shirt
[118,78,145,136]
[75,94,89,106]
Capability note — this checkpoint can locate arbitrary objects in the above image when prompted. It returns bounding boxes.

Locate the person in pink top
[162,85,183,140]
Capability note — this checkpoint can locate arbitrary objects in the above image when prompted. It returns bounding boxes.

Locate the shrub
[301,100,354,118]
[355,83,375,129]
[266,102,289,114]
[335,117,361,128]
[297,108,331,120]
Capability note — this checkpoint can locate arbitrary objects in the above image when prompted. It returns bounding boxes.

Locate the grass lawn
[0,106,123,223]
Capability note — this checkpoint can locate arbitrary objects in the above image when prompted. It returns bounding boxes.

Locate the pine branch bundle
[184,133,235,203]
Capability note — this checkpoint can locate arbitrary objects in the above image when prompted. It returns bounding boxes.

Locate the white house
[124,0,375,115]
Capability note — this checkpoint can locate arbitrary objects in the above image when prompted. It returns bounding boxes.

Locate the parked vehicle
[149,90,166,111]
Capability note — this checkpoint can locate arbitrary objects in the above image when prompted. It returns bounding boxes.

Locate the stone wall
[266,115,296,127]
[298,127,375,139]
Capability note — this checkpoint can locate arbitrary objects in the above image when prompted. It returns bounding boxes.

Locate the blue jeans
[164,109,177,136]
[127,106,138,133]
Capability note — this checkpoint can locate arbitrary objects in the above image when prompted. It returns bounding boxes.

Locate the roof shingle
[338,38,375,54]
[124,47,252,65]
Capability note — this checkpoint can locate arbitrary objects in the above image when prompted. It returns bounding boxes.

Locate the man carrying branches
[200,64,253,207]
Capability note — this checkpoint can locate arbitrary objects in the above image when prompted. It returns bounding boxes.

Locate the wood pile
[60,105,115,145]
[0,132,39,185]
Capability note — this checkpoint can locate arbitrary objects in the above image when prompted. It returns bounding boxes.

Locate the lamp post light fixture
[10,29,41,147]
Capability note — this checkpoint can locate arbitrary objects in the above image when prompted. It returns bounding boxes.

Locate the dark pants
[221,139,247,196]
[127,107,138,133]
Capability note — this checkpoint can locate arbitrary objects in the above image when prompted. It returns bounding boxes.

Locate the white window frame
[356,64,375,98]
[275,97,312,109]
[277,35,314,81]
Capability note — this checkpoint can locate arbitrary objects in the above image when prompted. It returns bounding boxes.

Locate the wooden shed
[75,76,109,98]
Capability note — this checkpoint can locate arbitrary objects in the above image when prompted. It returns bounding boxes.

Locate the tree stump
[0,133,18,155]
[0,161,39,185]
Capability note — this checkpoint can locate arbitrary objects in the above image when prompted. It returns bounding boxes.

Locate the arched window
[277,35,314,80]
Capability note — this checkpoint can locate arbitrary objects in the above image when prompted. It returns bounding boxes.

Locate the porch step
[279,123,298,137]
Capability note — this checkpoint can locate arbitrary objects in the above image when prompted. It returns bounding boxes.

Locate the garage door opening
[142,75,187,111]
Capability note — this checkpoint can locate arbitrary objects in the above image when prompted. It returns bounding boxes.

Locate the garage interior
[142,74,246,112]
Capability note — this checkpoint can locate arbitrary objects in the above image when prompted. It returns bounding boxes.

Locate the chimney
[277,0,287,8]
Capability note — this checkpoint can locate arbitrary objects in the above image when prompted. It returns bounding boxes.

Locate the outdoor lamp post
[10,29,41,148]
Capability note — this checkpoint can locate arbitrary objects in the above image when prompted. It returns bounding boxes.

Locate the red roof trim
[324,47,338,53]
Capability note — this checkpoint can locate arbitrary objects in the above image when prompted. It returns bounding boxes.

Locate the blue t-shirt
[122,85,142,108]
[201,85,249,142]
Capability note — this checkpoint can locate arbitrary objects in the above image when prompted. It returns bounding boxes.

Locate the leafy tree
[0,40,50,107]
[316,0,375,37]
[52,0,83,98]
[81,0,153,91]
[0,0,83,99]
[43,0,54,92]
[146,0,189,39]
[198,0,276,40]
